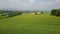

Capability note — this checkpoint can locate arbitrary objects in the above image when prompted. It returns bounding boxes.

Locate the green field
[0,14,60,34]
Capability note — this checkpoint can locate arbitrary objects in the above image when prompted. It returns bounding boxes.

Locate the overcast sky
[0,0,60,11]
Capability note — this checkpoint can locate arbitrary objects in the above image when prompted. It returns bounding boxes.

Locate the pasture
[0,14,60,34]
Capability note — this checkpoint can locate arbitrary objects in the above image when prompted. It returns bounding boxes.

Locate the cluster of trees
[51,9,60,16]
[0,10,23,18]
[1,9,60,19]
[34,11,44,15]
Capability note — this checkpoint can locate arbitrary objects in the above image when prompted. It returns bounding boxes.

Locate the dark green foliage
[0,10,23,18]
[41,11,44,14]
[35,12,37,15]
[51,9,57,15]
[51,9,60,16]
[55,9,60,16]
[18,12,23,15]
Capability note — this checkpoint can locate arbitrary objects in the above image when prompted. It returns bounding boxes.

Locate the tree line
[0,9,60,19]
[0,10,23,18]
[51,9,60,16]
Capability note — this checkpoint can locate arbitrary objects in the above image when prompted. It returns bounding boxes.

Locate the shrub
[51,9,57,16]
[41,11,44,14]
[51,9,60,16]
[18,12,23,15]
[35,12,37,15]
[55,9,60,16]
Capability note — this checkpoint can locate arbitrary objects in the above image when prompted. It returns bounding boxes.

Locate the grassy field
[0,14,60,34]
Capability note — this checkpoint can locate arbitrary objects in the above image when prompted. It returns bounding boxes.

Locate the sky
[0,0,60,11]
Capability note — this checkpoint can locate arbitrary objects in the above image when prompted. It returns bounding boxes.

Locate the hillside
[0,14,60,34]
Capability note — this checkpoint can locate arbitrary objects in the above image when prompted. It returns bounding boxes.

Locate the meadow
[0,14,60,34]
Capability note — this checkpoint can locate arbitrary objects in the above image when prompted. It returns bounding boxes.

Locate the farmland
[0,14,60,34]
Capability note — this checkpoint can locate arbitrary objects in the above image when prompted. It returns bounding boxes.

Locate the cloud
[35,1,60,10]
[39,2,53,6]
[7,0,35,9]
[56,0,60,2]
[28,0,35,4]
[0,0,60,10]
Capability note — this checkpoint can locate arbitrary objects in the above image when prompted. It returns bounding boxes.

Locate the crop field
[0,14,60,34]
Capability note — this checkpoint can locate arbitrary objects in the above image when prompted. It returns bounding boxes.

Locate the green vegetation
[56,9,60,16]
[41,11,44,14]
[0,9,60,34]
[51,9,60,16]
[51,9,57,15]
[0,10,23,18]
[0,14,60,34]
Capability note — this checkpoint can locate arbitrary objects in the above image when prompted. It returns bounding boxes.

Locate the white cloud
[39,2,53,6]
[28,0,35,4]
[56,0,60,2]
[8,0,28,9]
[7,0,35,8]
[34,1,60,10]
[0,0,60,10]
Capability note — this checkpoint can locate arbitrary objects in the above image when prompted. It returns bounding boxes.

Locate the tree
[55,9,60,16]
[41,11,43,14]
[18,12,23,15]
[51,9,60,16]
[51,9,57,16]
[35,12,37,15]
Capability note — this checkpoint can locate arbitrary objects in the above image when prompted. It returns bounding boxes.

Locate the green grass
[0,14,60,34]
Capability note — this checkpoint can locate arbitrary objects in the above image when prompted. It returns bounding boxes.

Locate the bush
[18,12,23,15]
[51,9,60,16]
[55,9,60,16]
[35,12,37,15]
[41,11,44,14]
[51,9,57,16]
